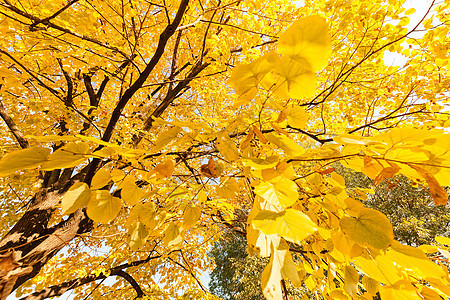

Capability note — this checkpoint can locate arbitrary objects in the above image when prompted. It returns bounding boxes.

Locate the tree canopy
[0,0,450,299]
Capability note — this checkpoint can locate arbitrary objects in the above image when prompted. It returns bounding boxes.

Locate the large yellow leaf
[265,133,305,156]
[228,52,278,96]
[387,241,446,278]
[153,126,181,152]
[121,177,144,205]
[252,209,317,244]
[163,222,183,248]
[216,135,239,161]
[340,207,393,250]
[87,190,122,224]
[242,156,279,170]
[40,143,89,170]
[278,15,332,72]
[0,147,50,176]
[343,264,359,296]
[354,251,402,285]
[261,244,283,300]
[60,182,91,214]
[128,221,149,251]
[128,202,158,230]
[182,205,201,230]
[90,168,112,190]
[287,106,309,129]
[362,275,379,296]
[379,280,421,300]
[262,57,315,99]
[254,178,298,207]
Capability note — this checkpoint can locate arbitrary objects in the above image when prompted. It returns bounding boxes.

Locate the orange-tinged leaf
[252,125,268,144]
[154,159,175,178]
[200,157,218,178]
[60,182,91,214]
[87,190,122,224]
[0,147,50,176]
[373,164,400,185]
[409,164,448,205]
[240,128,254,149]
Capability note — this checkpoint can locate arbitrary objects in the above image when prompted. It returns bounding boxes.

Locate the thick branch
[0,99,29,149]
[101,0,190,143]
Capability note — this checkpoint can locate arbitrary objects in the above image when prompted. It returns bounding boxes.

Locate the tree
[0,0,450,299]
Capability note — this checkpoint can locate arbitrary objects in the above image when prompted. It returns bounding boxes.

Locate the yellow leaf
[216,177,240,199]
[0,147,50,176]
[90,168,112,190]
[254,178,298,207]
[344,264,359,296]
[373,164,400,185]
[354,251,402,285]
[265,133,305,156]
[228,52,278,96]
[420,286,442,300]
[87,190,122,224]
[261,244,283,300]
[379,280,421,300]
[60,182,91,214]
[128,221,149,251]
[340,207,393,250]
[153,126,181,152]
[242,156,279,170]
[128,202,158,230]
[287,106,309,129]
[278,15,332,72]
[252,209,317,244]
[154,159,175,178]
[404,8,416,15]
[163,223,183,248]
[262,57,315,99]
[435,236,450,245]
[216,135,239,161]
[121,177,144,205]
[362,275,379,296]
[183,205,201,230]
[41,143,89,170]
[387,241,446,278]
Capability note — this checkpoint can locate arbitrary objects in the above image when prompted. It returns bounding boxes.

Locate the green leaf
[87,190,122,224]
[278,15,332,72]
[0,147,50,176]
[254,178,298,207]
[128,221,149,251]
[40,143,89,170]
[252,209,317,244]
[61,182,91,214]
[340,207,393,250]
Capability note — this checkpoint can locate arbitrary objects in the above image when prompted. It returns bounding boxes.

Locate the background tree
[0,0,450,299]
